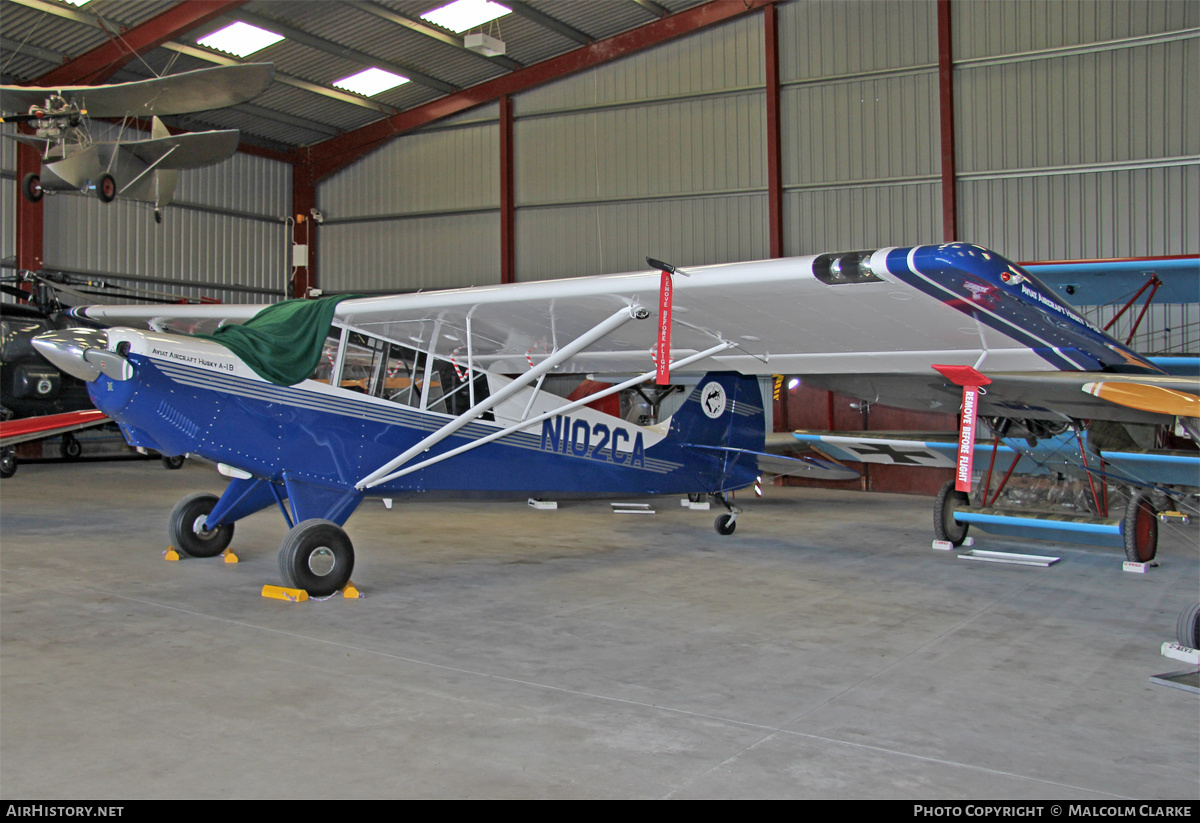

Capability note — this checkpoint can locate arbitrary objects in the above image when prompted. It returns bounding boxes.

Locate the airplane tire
[21,173,43,203]
[168,492,234,558]
[1122,491,1158,563]
[60,433,82,460]
[161,454,185,470]
[934,480,970,546]
[714,513,737,535]
[1,449,16,479]
[278,519,354,597]
[1177,603,1200,650]
[97,174,116,203]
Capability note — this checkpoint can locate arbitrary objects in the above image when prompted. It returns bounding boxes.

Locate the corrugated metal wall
[319,109,501,292]
[954,1,1200,259]
[513,15,766,279]
[780,0,943,254]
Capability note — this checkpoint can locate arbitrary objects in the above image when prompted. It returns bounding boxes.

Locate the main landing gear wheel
[168,492,234,558]
[97,173,116,203]
[278,519,355,598]
[934,480,970,546]
[1122,491,1158,563]
[22,172,43,203]
[1177,603,1200,649]
[715,513,737,535]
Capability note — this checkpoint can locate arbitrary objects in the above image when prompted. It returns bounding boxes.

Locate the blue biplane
[33,244,1199,595]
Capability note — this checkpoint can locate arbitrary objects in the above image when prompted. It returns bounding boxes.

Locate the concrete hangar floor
[1,459,1196,800]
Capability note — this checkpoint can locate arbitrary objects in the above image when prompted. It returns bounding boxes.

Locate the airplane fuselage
[86,329,762,501]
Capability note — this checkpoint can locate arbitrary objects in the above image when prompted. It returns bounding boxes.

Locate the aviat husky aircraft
[2,64,274,221]
[32,244,1199,596]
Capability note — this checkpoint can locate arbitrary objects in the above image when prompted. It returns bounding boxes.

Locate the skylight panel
[333,68,409,97]
[197,22,285,58]
[421,0,511,34]
[60,1,94,7]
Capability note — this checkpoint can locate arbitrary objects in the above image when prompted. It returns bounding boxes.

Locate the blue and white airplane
[32,244,1199,595]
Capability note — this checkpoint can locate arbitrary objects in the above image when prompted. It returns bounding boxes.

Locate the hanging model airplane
[1,63,274,221]
[30,244,1200,597]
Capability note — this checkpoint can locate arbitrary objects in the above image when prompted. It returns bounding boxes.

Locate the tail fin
[667,372,766,452]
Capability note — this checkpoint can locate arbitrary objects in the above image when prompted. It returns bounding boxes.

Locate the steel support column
[292,162,316,298]
[15,140,43,276]
[499,95,516,285]
[937,0,959,242]
[764,3,783,259]
[36,1,249,86]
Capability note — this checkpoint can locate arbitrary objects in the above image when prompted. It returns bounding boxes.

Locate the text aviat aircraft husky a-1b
[32,244,1200,596]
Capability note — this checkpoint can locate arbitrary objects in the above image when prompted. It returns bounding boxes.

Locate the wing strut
[360,340,736,488]
[356,305,649,490]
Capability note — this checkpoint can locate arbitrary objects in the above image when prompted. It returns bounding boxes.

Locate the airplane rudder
[670,372,765,450]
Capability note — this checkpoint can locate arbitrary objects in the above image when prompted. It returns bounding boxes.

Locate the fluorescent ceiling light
[333,68,409,97]
[197,22,285,58]
[421,0,511,34]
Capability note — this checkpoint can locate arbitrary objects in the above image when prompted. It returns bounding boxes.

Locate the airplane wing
[803,370,1200,426]
[65,244,1194,426]
[787,430,1199,488]
[1,64,275,117]
[120,129,241,170]
[0,409,109,448]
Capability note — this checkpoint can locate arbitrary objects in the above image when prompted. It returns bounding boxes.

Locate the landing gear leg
[712,492,742,536]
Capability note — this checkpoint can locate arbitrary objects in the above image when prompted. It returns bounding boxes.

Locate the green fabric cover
[195,295,356,386]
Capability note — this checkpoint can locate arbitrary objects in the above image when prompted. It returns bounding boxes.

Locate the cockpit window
[313,327,487,416]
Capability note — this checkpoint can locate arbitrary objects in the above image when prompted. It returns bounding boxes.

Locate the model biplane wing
[0,64,275,118]
[0,408,109,448]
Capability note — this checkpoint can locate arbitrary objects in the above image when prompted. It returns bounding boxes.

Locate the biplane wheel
[168,492,234,558]
[0,449,16,479]
[1177,603,1200,650]
[153,210,162,224]
[161,454,185,470]
[934,480,970,546]
[97,174,116,203]
[715,513,737,535]
[1122,491,1158,563]
[278,519,354,598]
[60,433,82,460]
[21,173,43,203]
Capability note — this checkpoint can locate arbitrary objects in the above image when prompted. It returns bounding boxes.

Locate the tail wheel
[161,454,185,470]
[60,433,82,460]
[278,519,355,597]
[97,173,117,203]
[934,480,970,546]
[168,492,234,558]
[1122,492,1158,563]
[22,172,43,203]
[0,449,16,479]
